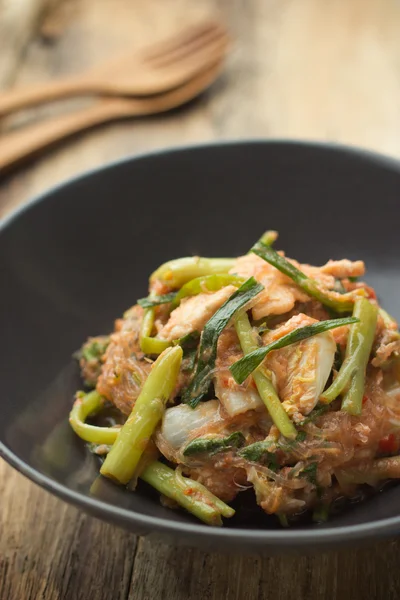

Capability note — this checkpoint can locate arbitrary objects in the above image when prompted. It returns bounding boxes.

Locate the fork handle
[0,99,135,174]
[0,77,98,118]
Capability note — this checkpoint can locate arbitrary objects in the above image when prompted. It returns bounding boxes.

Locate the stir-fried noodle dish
[70,231,400,527]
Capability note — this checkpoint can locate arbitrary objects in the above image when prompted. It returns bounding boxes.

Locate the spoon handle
[0,78,98,118]
[0,99,135,174]
[0,61,222,176]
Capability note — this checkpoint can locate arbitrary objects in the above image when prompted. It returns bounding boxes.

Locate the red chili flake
[362,395,368,405]
[379,434,397,454]
[184,488,194,496]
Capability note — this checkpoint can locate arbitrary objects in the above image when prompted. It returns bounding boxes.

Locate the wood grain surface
[2,1,400,598]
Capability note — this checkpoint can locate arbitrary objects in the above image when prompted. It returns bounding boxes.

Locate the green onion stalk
[257,230,278,247]
[251,241,365,313]
[230,316,358,385]
[182,277,264,408]
[234,311,297,439]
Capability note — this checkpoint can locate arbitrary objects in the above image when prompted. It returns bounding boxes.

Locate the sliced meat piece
[230,253,364,321]
[320,259,365,279]
[158,285,236,341]
[230,254,310,319]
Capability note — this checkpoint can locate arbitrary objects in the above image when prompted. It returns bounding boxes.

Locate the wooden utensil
[0,61,223,174]
[0,20,228,118]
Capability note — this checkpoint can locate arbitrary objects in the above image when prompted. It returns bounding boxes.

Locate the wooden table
[2,1,400,598]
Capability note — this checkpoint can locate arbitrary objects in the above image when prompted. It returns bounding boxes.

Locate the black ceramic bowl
[1,141,399,553]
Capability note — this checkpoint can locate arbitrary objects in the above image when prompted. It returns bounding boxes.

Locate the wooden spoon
[0,61,223,175]
[0,20,229,118]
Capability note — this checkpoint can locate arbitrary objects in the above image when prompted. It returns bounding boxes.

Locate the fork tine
[149,31,230,70]
[147,27,229,69]
[143,20,227,64]
[153,34,230,73]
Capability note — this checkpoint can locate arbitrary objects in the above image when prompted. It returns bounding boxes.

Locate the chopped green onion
[297,405,328,425]
[277,514,289,527]
[259,230,278,246]
[234,312,297,439]
[299,462,318,485]
[183,432,245,456]
[240,430,308,462]
[182,277,264,408]
[251,241,364,313]
[137,292,177,309]
[239,440,275,462]
[296,431,307,442]
[80,336,110,362]
[174,331,201,371]
[312,504,330,523]
[230,317,358,385]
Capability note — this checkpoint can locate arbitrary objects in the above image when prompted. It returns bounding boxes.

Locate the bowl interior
[1,141,400,549]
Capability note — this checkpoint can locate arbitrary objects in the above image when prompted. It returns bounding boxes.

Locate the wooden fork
[0,20,229,118]
[0,61,223,175]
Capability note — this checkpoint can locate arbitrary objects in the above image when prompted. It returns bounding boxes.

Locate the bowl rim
[2,138,400,548]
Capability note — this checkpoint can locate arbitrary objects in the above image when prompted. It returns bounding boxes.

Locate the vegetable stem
[172,274,245,307]
[258,230,278,247]
[150,257,236,289]
[140,306,171,355]
[251,241,364,313]
[234,312,297,439]
[100,346,182,484]
[320,343,363,403]
[340,298,378,415]
[182,277,264,408]
[69,390,121,444]
[230,317,358,385]
[137,292,177,309]
[140,461,235,525]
